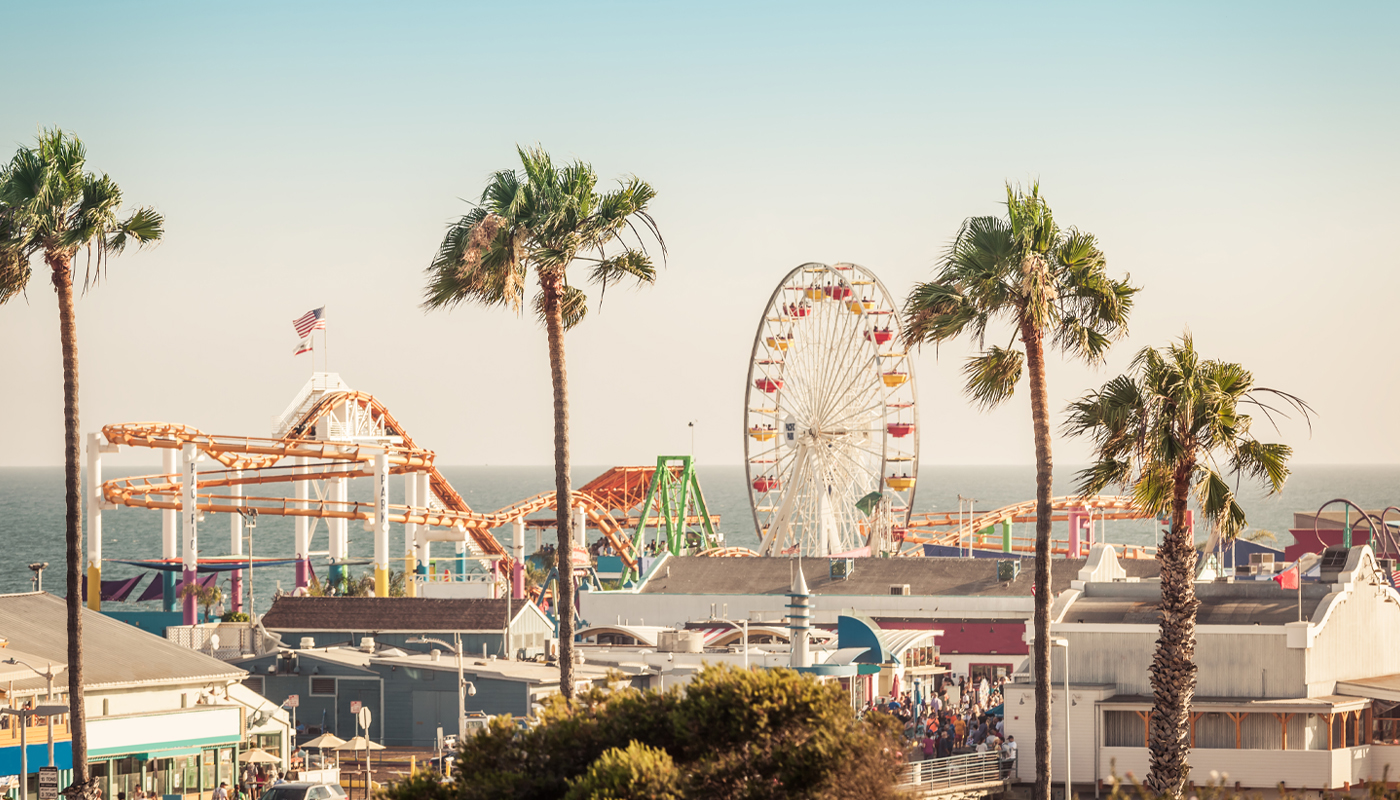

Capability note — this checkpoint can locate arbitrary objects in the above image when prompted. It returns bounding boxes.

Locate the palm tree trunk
[540,271,575,699]
[50,253,90,787]
[1145,464,1199,796]
[1021,320,1053,800]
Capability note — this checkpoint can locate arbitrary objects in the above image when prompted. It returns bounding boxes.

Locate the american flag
[293,307,326,337]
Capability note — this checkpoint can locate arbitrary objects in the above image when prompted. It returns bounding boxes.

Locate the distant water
[1,464,1397,616]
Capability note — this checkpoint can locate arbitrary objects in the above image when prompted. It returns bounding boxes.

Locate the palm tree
[0,129,164,792]
[1065,333,1308,796]
[423,146,662,699]
[902,183,1135,799]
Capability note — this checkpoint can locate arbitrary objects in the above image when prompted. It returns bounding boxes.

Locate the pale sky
[1,1,1396,468]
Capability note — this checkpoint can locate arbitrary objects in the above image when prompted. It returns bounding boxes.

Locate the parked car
[259,782,347,800]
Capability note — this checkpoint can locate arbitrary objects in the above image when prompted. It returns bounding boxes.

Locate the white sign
[357,707,372,730]
[39,768,58,800]
[350,701,362,714]
[283,695,299,709]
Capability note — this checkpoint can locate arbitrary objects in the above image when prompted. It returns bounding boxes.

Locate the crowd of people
[862,674,1017,778]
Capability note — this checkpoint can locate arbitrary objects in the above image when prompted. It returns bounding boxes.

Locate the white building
[0,593,289,799]
[1005,544,1400,792]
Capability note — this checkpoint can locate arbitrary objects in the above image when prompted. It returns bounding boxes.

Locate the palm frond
[901,281,981,349]
[960,346,1023,410]
[1231,440,1292,494]
[1074,458,1133,497]
[588,249,655,306]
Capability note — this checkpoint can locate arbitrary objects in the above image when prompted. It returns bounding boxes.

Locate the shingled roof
[261,596,525,633]
[639,556,1160,597]
[0,592,243,692]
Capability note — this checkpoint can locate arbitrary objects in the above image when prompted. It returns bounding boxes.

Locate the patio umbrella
[302,732,347,769]
[301,733,347,750]
[238,748,282,764]
[335,736,385,752]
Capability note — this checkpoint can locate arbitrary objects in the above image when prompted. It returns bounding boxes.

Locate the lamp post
[1052,638,1071,800]
[4,658,62,767]
[407,636,476,739]
[239,508,259,620]
[1,703,69,800]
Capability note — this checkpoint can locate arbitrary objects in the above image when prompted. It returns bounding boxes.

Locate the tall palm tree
[1065,333,1308,796]
[902,183,1135,799]
[423,146,662,699]
[0,129,164,792]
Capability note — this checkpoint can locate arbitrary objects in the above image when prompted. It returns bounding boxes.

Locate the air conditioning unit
[889,584,911,596]
[1250,553,1276,565]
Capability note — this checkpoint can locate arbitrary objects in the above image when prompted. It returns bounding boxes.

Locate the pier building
[1007,544,1400,791]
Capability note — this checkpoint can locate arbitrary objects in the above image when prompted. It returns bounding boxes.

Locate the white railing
[898,750,1006,790]
[166,622,278,659]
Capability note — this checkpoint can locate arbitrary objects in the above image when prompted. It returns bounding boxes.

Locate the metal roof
[638,556,1160,597]
[0,592,244,692]
[1337,674,1400,702]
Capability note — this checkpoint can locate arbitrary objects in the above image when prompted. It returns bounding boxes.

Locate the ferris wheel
[744,263,919,557]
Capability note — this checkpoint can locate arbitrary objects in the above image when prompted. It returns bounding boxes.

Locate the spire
[791,558,809,596]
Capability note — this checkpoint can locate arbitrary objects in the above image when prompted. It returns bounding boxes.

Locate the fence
[898,750,1006,790]
[166,622,278,658]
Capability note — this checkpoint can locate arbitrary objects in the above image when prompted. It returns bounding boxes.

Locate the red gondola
[887,422,915,438]
[826,285,854,301]
[754,378,783,393]
[865,328,893,345]
[752,477,781,492]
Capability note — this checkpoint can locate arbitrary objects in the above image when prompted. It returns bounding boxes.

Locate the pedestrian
[214,783,229,800]
[1001,734,1018,780]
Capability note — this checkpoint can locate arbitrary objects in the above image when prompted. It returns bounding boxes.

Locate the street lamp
[407,636,477,739]
[1052,638,1071,800]
[4,658,62,768]
[239,508,259,619]
[1,703,69,800]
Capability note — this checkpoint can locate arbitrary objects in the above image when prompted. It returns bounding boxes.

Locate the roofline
[265,628,511,634]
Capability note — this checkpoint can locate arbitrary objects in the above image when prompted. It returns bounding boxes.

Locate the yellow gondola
[882,372,909,387]
[886,476,916,491]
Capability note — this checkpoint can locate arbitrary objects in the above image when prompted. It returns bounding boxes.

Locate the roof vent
[431,649,441,662]
[889,584,911,596]
[299,637,316,650]
[359,636,376,653]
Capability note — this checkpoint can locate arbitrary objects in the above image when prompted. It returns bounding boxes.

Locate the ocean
[2,464,1397,616]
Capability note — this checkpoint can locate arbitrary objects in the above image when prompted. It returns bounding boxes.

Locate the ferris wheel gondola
[743,263,919,557]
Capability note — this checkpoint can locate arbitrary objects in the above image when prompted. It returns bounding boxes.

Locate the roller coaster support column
[294,458,310,590]
[181,444,200,625]
[85,433,104,611]
[1068,507,1088,557]
[573,506,587,549]
[1001,518,1013,553]
[415,473,430,583]
[329,476,348,586]
[373,451,390,597]
[230,471,244,615]
[162,448,178,611]
[403,472,418,598]
[512,517,526,600]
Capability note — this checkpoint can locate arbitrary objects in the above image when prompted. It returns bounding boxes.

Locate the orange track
[99,391,645,570]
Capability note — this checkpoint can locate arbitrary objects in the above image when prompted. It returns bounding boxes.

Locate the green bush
[381,664,904,800]
[565,741,681,800]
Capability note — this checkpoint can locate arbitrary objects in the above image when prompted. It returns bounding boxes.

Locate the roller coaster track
[100,391,641,570]
[900,495,1153,551]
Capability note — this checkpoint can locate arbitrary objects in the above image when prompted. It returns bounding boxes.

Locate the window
[968,663,1012,683]
[310,677,336,696]
[1104,711,1145,747]
[243,676,265,695]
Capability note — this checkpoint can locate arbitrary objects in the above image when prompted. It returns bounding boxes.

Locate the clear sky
[1,1,1396,467]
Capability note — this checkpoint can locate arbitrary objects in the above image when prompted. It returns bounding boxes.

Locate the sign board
[39,767,58,800]
[350,701,362,714]
[283,694,299,708]
[357,707,373,730]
